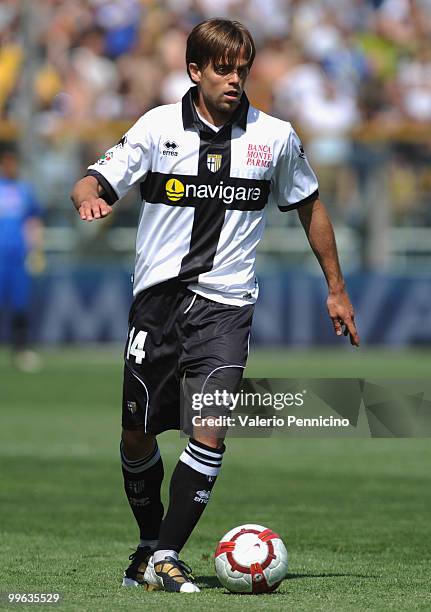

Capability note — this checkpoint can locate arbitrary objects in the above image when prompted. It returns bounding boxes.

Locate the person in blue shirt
[0,146,44,371]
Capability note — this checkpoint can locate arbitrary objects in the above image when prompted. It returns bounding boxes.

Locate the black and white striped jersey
[86,87,319,306]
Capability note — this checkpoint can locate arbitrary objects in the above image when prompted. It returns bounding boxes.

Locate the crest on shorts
[127,401,137,414]
[207,153,222,173]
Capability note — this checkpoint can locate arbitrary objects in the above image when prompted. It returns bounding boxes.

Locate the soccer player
[71,19,359,593]
[0,147,44,372]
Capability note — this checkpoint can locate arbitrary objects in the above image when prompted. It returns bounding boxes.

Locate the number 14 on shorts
[127,327,148,364]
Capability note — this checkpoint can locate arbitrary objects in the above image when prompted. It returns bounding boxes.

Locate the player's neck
[194,92,233,128]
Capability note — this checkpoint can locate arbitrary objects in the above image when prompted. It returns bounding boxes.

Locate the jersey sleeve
[271,128,319,212]
[85,114,153,205]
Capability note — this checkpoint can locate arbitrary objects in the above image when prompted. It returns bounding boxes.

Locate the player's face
[189,49,250,125]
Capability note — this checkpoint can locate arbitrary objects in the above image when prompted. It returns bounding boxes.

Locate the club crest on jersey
[207,153,222,173]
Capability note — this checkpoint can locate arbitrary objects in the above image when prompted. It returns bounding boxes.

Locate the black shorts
[122,280,254,434]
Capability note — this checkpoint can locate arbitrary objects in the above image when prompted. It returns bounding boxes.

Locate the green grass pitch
[1,347,430,611]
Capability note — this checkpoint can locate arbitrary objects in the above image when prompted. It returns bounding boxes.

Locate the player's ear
[188,62,201,84]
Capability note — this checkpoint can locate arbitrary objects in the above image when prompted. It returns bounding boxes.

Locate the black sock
[120,440,164,542]
[155,438,225,554]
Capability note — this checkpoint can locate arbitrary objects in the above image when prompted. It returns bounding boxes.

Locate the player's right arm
[71,175,113,222]
[71,113,153,222]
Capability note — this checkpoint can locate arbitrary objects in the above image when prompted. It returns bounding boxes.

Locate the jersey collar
[182,86,249,132]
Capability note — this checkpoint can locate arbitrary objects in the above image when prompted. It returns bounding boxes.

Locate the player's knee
[121,429,156,459]
[192,430,225,450]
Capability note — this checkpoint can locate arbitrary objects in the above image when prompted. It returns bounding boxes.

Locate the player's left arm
[297,198,360,346]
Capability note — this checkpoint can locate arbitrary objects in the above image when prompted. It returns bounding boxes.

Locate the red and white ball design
[214,524,288,594]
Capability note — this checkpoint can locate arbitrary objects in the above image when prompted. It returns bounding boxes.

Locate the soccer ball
[214,524,288,594]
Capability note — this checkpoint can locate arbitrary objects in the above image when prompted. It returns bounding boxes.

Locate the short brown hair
[186,18,256,82]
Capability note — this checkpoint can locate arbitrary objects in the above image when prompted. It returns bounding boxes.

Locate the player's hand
[327,289,360,347]
[78,197,112,222]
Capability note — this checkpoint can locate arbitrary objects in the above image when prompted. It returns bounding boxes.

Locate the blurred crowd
[1,0,431,126]
[1,0,431,242]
